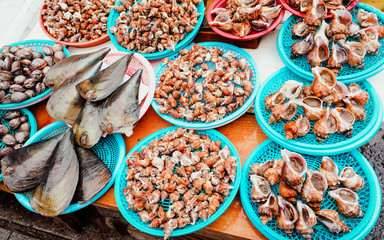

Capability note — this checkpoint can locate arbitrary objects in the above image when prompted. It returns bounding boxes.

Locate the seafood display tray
[206,0,285,41]
[255,67,383,155]
[107,0,205,60]
[152,42,260,130]
[277,3,384,83]
[14,121,126,215]
[114,126,241,238]
[240,139,381,240]
[280,0,360,19]
[39,5,110,48]
[0,40,70,110]
[0,108,37,182]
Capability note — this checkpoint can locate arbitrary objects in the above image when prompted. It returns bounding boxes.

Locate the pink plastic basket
[280,0,360,18]
[102,53,156,119]
[207,0,285,41]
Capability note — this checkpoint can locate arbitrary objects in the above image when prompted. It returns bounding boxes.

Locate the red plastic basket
[207,0,285,41]
[280,0,360,18]
[39,5,110,48]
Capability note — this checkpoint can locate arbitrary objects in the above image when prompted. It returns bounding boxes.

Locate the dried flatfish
[30,130,79,217]
[46,61,102,125]
[99,69,142,137]
[76,53,133,101]
[73,101,103,149]
[73,146,112,204]
[1,133,64,193]
[44,48,110,90]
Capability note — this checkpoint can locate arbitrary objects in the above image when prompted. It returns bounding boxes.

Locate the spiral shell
[328,188,363,218]
[316,209,351,233]
[338,167,364,192]
[319,156,339,190]
[277,196,299,238]
[296,200,317,240]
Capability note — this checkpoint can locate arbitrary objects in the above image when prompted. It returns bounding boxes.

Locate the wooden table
[0,100,269,240]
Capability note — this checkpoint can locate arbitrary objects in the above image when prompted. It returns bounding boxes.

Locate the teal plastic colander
[255,67,383,155]
[14,121,126,215]
[240,139,381,240]
[152,42,260,129]
[0,39,70,109]
[0,108,37,182]
[107,0,204,60]
[114,126,241,237]
[277,3,384,83]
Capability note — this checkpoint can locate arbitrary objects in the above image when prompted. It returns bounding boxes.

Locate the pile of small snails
[291,7,384,74]
[249,149,365,239]
[155,44,253,123]
[41,0,116,42]
[0,43,66,104]
[110,0,201,53]
[0,111,32,157]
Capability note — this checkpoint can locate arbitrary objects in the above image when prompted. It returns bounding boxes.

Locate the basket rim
[254,67,383,155]
[14,121,126,215]
[114,126,242,237]
[0,39,71,110]
[0,108,38,182]
[239,138,382,240]
[151,41,260,130]
[107,0,205,60]
[39,4,110,48]
[276,3,384,83]
[206,0,285,41]
[280,0,360,19]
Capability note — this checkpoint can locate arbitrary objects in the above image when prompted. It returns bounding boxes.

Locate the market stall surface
[0,126,382,240]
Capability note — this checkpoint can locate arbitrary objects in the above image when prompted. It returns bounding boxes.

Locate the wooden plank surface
[0,99,269,240]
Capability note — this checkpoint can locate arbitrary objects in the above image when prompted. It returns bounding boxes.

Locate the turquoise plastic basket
[0,108,37,182]
[107,0,204,60]
[151,42,260,129]
[0,39,70,109]
[240,139,381,240]
[13,121,126,215]
[114,126,241,238]
[277,3,384,83]
[255,67,383,155]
